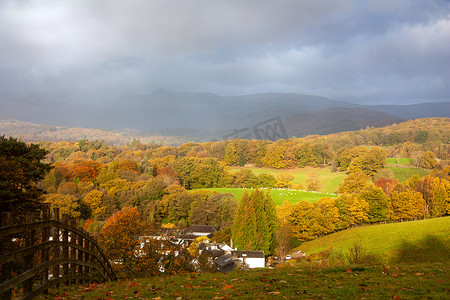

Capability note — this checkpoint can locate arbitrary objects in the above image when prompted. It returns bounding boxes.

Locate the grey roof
[231,250,265,258]
[214,254,234,267]
[185,225,217,233]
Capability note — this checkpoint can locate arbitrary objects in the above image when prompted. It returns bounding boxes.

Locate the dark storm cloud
[0,0,449,104]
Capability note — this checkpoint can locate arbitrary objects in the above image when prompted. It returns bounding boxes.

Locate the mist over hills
[0,90,448,141]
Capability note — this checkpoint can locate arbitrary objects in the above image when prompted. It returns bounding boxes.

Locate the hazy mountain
[285,108,404,137]
[366,102,450,119]
[0,90,448,140]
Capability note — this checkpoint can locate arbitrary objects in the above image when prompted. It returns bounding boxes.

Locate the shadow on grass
[392,235,450,264]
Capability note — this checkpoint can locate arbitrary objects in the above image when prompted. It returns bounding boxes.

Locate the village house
[231,250,265,269]
[175,225,217,244]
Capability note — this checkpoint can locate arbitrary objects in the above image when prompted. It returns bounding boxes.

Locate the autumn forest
[1,117,449,279]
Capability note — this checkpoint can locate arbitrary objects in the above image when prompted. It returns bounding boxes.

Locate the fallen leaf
[222,284,234,290]
[269,291,281,295]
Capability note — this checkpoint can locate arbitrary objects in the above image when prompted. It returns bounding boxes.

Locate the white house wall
[238,257,265,268]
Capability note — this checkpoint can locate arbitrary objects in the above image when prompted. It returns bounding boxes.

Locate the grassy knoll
[43,262,449,299]
[201,188,336,206]
[295,217,450,263]
[388,167,431,182]
[228,166,347,194]
[386,158,413,165]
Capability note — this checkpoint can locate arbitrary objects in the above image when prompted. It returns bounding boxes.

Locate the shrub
[346,240,380,265]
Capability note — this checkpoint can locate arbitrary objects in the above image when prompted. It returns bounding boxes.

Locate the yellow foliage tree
[276,173,295,189]
[83,190,106,217]
[188,236,210,257]
[45,193,80,218]
[348,195,369,225]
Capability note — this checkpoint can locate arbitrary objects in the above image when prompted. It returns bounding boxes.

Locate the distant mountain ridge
[285,108,404,137]
[367,102,450,119]
[0,90,448,140]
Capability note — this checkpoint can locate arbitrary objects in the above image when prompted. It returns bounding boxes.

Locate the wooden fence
[0,203,116,300]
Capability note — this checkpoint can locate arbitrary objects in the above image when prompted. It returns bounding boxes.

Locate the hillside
[296,217,450,262]
[0,117,186,146]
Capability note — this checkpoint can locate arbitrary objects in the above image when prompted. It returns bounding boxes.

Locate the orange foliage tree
[99,207,150,276]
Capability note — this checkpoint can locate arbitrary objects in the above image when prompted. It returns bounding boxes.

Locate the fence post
[52,208,60,287]
[77,227,84,284]
[62,214,69,285]
[89,237,95,278]
[84,232,91,278]
[70,219,77,284]
[23,213,35,296]
[41,203,50,294]
[1,212,13,300]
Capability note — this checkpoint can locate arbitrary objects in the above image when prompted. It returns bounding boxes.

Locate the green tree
[160,185,193,224]
[232,169,260,188]
[258,173,277,188]
[189,193,238,229]
[173,157,229,189]
[0,136,52,217]
[231,190,277,254]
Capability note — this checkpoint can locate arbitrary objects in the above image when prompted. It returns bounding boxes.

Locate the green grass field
[200,188,336,206]
[43,262,449,299]
[385,158,413,165]
[388,167,431,182]
[228,166,347,194]
[295,217,450,262]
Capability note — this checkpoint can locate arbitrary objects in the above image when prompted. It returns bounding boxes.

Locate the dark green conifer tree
[231,189,277,254]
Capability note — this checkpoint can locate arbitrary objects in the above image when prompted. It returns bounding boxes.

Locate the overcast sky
[0,0,449,105]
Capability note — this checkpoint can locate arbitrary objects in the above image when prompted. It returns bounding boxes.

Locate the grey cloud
[0,0,449,105]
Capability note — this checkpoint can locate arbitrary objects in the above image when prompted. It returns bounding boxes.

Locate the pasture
[228,166,347,194]
[201,188,336,206]
[295,216,450,263]
[385,157,413,165]
[388,167,431,182]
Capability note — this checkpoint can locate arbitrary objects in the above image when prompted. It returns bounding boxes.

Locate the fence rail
[0,203,116,300]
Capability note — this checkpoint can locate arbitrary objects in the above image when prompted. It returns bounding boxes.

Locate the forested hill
[1,116,448,152]
[0,116,186,146]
